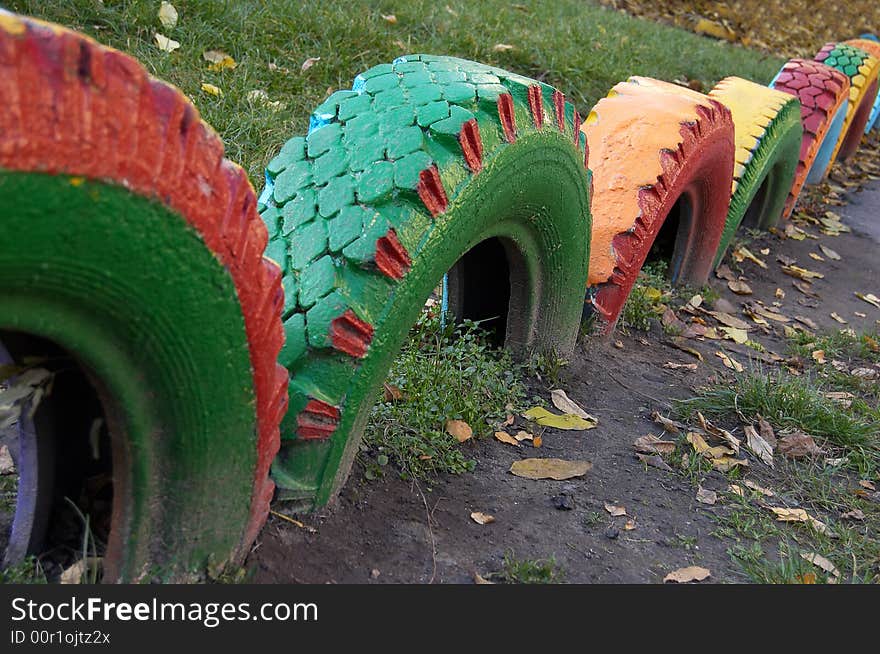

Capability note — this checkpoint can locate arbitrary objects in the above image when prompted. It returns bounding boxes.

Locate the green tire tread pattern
[707,77,803,266]
[261,55,592,508]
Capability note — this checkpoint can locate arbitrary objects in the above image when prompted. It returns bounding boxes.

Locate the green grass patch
[498,550,562,584]
[620,260,672,333]
[787,328,880,364]
[10,0,783,184]
[362,311,527,481]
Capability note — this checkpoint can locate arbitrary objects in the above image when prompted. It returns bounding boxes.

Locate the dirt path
[250,180,879,584]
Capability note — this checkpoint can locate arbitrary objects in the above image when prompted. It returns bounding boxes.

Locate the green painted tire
[707,77,803,266]
[262,55,592,509]
[0,14,286,581]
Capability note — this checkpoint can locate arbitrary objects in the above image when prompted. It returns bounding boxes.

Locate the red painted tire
[0,13,286,579]
[581,77,734,331]
[770,58,850,218]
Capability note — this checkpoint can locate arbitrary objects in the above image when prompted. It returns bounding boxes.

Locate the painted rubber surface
[262,55,591,508]
[0,13,287,580]
[770,58,850,207]
[581,77,734,330]
[844,39,880,133]
[708,77,802,265]
[814,42,880,166]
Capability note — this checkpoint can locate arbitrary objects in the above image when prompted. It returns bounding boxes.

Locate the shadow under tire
[0,13,286,581]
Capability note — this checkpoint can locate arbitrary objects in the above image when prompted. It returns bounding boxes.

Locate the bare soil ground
[250,142,880,584]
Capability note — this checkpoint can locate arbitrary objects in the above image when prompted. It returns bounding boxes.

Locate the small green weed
[499,550,562,584]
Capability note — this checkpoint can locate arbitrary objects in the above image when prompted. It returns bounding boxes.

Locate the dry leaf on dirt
[792,280,819,297]
[509,458,591,480]
[158,2,178,29]
[513,430,533,442]
[550,389,595,422]
[697,412,741,453]
[778,431,821,458]
[743,425,774,467]
[301,57,321,72]
[624,518,636,530]
[811,349,826,364]
[652,411,686,434]
[859,480,876,491]
[470,512,495,525]
[770,507,827,533]
[840,509,865,521]
[154,33,180,53]
[830,312,847,324]
[728,280,753,295]
[707,311,751,330]
[732,245,767,268]
[494,431,520,447]
[604,502,627,517]
[633,434,675,455]
[696,487,717,505]
[522,406,597,430]
[0,444,14,475]
[800,552,840,582]
[663,566,711,583]
[473,571,494,584]
[445,419,473,443]
[636,453,673,471]
[715,350,743,372]
[663,361,699,370]
[668,338,704,361]
[854,292,880,309]
[819,245,841,260]
[781,264,824,280]
[720,326,749,344]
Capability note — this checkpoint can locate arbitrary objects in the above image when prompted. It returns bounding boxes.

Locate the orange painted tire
[814,42,880,165]
[844,39,880,136]
[581,77,734,331]
[770,59,850,218]
[0,12,287,578]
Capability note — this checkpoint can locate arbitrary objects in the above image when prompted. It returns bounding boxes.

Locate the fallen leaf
[707,311,751,330]
[158,2,178,29]
[381,13,397,23]
[728,484,745,497]
[697,412,741,453]
[855,292,880,309]
[473,571,494,584]
[797,573,817,584]
[154,33,180,53]
[513,430,533,442]
[445,419,473,443]
[383,382,403,402]
[775,287,786,299]
[770,507,827,533]
[808,252,824,262]
[663,361,699,370]
[203,49,236,70]
[60,560,85,585]
[604,502,627,517]
[664,566,711,583]
[710,456,749,472]
[532,434,543,448]
[0,444,14,475]
[636,453,673,471]
[715,264,737,281]
[522,406,597,430]
[757,418,776,447]
[743,425,774,467]
[494,431,520,447]
[796,315,818,330]
[301,56,321,73]
[800,552,840,582]
[669,338,704,361]
[470,511,495,525]
[696,487,717,505]
[721,326,749,344]
[728,279,753,295]
[550,389,595,422]
[624,518,637,530]
[246,89,283,110]
[715,350,743,372]
[830,312,847,324]
[732,245,767,268]
[652,411,686,434]
[840,509,865,521]
[200,82,222,96]
[744,480,775,497]
[792,280,819,297]
[860,480,876,491]
[492,43,515,52]
[781,265,824,280]
[778,431,821,458]
[509,458,591,480]
[633,434,676,455]
[819,245,841,260]
[694,17,735,40]
[811,349,826,364]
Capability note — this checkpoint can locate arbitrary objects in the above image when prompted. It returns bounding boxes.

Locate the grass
[619,260,672,332]
[8,0,783,186]
[362,310,528,481]
[499,550,562,584]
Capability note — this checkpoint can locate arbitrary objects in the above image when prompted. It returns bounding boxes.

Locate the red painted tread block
[527,84,544,129]
[458,118,483,172]
[0,16,285,557]
[497,93,517,142]
[417,164,449,217]
[375,229,412,280]
[296,399,341,440]
[330,309,375,358]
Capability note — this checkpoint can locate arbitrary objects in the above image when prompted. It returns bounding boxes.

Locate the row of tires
[0,11,877,580]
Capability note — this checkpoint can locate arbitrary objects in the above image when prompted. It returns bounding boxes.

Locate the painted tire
[708,77,802,265]
[0,13,287,580]
[770,58,851,210]
[261,56,591,509]
[814,42,880,165]
[843,39,880,133]
[581,77,734,330]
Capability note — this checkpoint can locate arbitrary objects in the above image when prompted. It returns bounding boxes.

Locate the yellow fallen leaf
[513,430,533,442]
[203,49,236,70]
[470,511,495,525]
[473,571,494,584]
[663,565,711,583]
[446,419,473,443]
[728,484,745,497]
[200,82,223,97]
[522,406,596,430]
[781,265,824,280]
[687,431,711,454]
[633,434,676,455]
[732,245,767,268]
[158,2,178,29]
[800,552,839,583]
[604,502,627,517]
[743,425,774,467]
[624,518,636,530]
[728,280,753,295]
[154,33,180,53]
[509,458,591,480]
[494,431,520,447]
[492,43,515,52]
[715,350,743,372]
[743,480,775,497]
[694,17,735,40]
[855,292,880,309]
[532,434,542,448]
[696,487,717,505]
[819,245,841,260]
[720,326,748,344]
[830,312,847,324]
[710,456,748,472]
[770,507,827,533]
[550,389,596,422]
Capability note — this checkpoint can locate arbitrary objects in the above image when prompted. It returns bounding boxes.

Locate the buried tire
[843,39,880,134]
[261,56,591,509]
[707,76,802,264]
[814,42,880,166]
[581,77,734,330]
[0,13,287,580]
[770,58,851,211]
